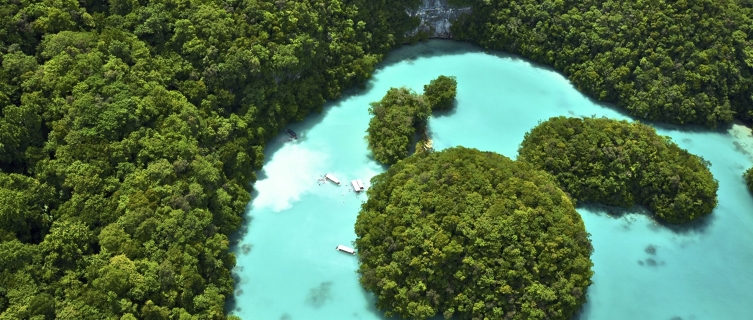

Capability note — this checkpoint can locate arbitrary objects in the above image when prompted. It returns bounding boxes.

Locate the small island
[423,75,458,111]
[518,116,719,224]
[355,147,593,320]
[366,76,458,165]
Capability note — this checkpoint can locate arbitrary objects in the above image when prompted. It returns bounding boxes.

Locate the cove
[226,40,753,320]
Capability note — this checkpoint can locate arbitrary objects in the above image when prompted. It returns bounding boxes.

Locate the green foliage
[0,0,419,318]
[367,75,457,164]
[366,87,431,164]
[745,167,753,191]
[519,117,719,224]
[423,75,457,111]
[452,0,753,127]
[355,147,593,320]
[0,173,55,243]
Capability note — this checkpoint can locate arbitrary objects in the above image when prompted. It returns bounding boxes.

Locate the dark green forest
[0,0,420,318]
[355,147,593,320]
[0,0,747,318]
[519,117,718,224]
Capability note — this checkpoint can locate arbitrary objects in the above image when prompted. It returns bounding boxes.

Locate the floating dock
[351,179,365,192]
[286,128,297,139]
[325,173,340,185]
[336,245,355,255]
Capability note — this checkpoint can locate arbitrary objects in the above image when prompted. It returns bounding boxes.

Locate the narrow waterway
[227,40,753,320]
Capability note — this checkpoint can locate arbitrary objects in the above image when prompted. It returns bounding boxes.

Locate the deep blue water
[228,40,753,320]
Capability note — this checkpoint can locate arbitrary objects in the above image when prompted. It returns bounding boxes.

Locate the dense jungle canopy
[0,0,747,318]
[0,0,420,318]
[354,147,593,320]
[519,117,719,224]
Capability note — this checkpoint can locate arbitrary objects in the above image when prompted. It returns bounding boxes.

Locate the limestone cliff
[405,0,472,39]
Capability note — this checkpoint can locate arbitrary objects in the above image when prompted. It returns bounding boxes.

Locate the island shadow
[577,202,716,235]
[430,100,460,118]
[377,39,476,70]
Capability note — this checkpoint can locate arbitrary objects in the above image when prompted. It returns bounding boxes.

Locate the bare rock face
[406,0,472,39]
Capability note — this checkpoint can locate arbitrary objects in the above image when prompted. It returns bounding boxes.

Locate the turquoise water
[227,40,753,320]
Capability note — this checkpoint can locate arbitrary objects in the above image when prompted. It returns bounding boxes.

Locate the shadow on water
[379,39,570,77]
[377,40,473,69]
[647,117,732,135]
[572,299,594,320]
[431,100,459,118]
[578,202,716,235]
[305,281,335,308]
[360,288,404,320]
[657,210,716,235]
[261,77,382,164]
[578,202,650,219]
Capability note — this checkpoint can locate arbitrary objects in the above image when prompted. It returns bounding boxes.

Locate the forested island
[355,147,593,320]
[366,75,457,164]
[519,117,718,224]
[0,0,747,318]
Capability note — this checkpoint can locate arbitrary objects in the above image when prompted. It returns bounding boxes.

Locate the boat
[336,245,356,255]
[351,179,365,192]
[286,128,297,139]
[325,173,340,185]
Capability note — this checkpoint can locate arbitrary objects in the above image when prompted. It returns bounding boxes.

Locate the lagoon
[227,40,753,320]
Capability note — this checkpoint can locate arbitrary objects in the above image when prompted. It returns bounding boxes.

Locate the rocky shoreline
[405,0,472,39]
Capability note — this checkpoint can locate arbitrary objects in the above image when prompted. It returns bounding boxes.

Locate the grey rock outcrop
[406,0,472,39]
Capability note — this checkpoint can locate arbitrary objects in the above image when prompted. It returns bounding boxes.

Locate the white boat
[335,245,355,255]
[325,173,340,185]
[351,180,364,192]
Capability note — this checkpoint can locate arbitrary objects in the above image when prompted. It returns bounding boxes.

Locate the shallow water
[228,40,753,320]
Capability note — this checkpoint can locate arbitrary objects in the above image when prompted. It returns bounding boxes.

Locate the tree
[423,75,457,110]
